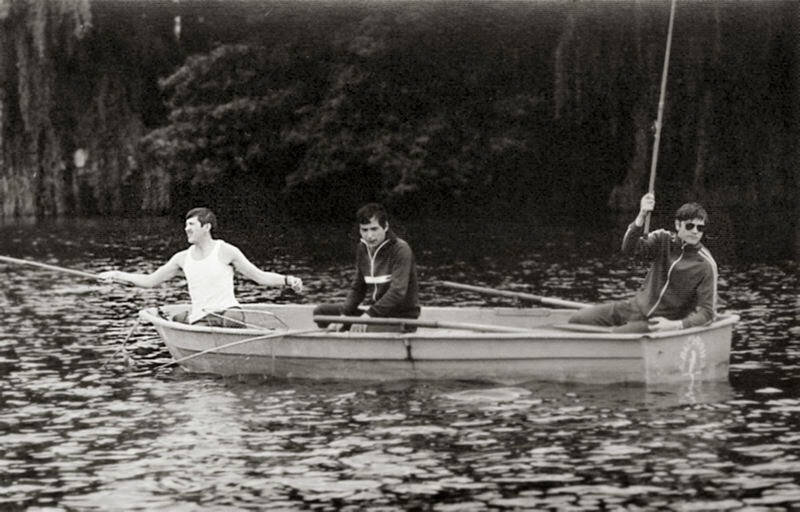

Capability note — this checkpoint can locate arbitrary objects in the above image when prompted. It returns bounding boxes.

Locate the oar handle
[313,315,531,333]
[438,281,589,310]
[0,255,105,281]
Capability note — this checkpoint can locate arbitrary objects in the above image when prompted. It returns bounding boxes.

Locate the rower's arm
[227,244,284,287]
[226,243,301,291]
[99,252,183,287]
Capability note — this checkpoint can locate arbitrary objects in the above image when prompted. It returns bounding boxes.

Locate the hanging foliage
[0,0,90,216]
[0,0,796,260]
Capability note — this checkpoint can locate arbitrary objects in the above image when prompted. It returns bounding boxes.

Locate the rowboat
[139,304,739,385]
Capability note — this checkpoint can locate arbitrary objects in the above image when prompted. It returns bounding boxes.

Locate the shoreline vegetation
[0,0,797,259]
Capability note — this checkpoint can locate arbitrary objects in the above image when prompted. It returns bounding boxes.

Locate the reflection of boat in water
[440,381,736,409]
[140,304,739,385]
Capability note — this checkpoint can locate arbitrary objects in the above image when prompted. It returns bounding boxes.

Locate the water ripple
[0,219,797,510]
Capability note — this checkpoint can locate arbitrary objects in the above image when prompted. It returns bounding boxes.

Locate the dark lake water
[1,216,798,511]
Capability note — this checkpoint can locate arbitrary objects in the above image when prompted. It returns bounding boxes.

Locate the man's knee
[568,303,620,327]
[221,308,246,328]
[569,300,642,328]
[568,306,597,325]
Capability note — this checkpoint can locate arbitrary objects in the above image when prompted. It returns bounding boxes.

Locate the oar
[313,315,532,333]
[153,327,321,372]
[438,281,590,310]
[0,255,106,281]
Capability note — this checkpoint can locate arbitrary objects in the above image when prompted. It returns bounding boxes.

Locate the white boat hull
[139,304,738,385]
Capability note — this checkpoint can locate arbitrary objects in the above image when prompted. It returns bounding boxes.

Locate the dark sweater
[622,223,718,328]
[343,231,420,318]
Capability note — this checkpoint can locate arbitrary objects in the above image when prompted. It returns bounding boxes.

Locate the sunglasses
[683,222,706,232]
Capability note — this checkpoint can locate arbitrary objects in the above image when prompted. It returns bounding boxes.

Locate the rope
[102,317,141,369]
[151,327,320,373]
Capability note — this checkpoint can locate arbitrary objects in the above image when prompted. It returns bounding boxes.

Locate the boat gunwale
[138,306,739,341]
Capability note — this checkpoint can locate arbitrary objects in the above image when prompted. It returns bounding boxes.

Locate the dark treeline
[0,0,797,260]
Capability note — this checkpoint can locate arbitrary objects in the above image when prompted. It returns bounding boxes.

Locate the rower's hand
[640,193,655,215]
[648,316,682,332]
[285,276,303,293]
[351,313,370,333]
[635,193,656,227]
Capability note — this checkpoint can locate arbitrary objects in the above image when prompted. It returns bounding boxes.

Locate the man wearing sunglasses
[569,193,717,332]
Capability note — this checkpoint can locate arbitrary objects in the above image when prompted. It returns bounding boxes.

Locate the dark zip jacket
[343,230,420,318]
[622,222,718,328]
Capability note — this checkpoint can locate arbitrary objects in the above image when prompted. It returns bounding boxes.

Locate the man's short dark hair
[186,207,218,232]
[356,203,388,227]
[675,202,708,224]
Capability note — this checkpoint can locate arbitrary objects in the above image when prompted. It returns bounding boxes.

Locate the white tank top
[181,240,239,323]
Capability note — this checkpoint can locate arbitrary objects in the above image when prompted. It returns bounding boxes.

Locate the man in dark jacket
[314,203,420,332]
[569,193,717,333]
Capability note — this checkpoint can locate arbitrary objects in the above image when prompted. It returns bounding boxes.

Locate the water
[1,217,798,511]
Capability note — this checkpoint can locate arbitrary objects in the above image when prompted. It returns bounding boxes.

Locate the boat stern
[641,315,738,384]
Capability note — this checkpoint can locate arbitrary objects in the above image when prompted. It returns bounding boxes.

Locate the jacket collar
[672,232,703,252]
[360,229,397,253]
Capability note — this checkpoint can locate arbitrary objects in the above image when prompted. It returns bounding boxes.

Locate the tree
[141,43,313,215]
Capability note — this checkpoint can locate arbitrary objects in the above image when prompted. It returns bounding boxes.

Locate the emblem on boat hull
[679,335,707,379]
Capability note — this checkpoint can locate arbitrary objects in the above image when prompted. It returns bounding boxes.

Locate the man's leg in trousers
[568,302,619,326]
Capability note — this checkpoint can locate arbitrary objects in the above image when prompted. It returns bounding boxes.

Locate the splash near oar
[0,255,106,281]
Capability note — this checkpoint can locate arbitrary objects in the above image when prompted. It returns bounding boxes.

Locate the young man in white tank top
[99,208,303,326]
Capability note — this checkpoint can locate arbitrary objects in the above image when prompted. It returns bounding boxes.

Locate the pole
[0,255,105,281]
[645,0,677,234]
